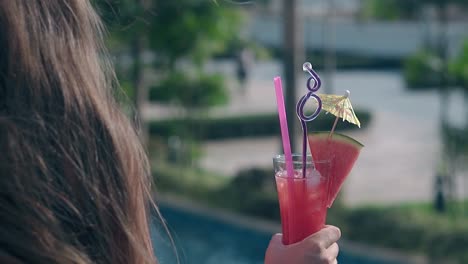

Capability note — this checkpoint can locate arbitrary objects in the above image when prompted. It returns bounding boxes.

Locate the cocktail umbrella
[318,90,360,136]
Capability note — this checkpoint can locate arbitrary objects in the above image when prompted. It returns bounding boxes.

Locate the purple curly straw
[296,62,322,177]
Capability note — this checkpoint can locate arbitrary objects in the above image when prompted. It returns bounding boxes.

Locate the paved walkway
[144,63,466,207]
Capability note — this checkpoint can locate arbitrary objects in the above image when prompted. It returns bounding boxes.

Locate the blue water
[151,205,401,264]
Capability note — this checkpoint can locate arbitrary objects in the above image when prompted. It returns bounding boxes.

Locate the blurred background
[95,0,468,263]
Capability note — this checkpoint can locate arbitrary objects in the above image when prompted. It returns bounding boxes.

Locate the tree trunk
[131,0,148,146]
[437,1,454,208]
[131,33,148,145]
[437,1,449,125]
[465,88,468,127]
[283,0,304,153]
[323,0,336,94]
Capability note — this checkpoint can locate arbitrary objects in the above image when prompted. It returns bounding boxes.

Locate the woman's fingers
[270,233,283,244]
[327,243,340,260]
[265,226,341,264]
[304,242,339,264]
[307,226,341,249]
[302,227,341,264]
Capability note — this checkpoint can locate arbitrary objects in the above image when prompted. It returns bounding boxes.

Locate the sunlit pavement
[143,62,466,207]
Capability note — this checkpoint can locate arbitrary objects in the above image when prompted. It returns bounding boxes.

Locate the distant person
[0,1,341,264]
[236,47,253,96]
[434,173,446,212]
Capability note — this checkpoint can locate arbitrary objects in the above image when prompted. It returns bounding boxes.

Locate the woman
[0,1,340,263]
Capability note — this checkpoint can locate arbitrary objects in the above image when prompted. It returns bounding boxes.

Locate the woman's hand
[264,226,341,264]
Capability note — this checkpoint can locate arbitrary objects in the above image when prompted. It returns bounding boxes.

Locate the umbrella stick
[329,95,347,138]
[329,115,339,138]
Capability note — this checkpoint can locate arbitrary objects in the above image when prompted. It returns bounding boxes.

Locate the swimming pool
[151,205,401,264]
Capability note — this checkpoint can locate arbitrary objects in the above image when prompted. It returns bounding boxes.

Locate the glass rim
[273,154,330,165]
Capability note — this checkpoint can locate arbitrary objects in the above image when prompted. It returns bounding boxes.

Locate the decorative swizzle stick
[296,62,323,177]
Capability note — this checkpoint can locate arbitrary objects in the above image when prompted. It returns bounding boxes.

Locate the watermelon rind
[309,131,364,148]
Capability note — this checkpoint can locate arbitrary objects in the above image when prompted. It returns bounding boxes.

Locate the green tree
[146,1,243,166]
[146,1,243,113]
[394,0,468,215]
[95,1,244,158]
[360,0,420,20]
[403,51,441,89]
[450,40,468,124]
[147,1,242,70]
[95,0,152,143]
[360,0,467,21]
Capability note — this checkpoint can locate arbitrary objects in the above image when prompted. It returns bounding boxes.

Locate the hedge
[344,207,468,263]
[149,109,371,141]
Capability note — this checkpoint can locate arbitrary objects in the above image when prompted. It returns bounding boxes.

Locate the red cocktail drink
[273,155,330,245]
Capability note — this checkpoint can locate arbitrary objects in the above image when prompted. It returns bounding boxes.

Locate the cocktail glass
[273,154,330,245]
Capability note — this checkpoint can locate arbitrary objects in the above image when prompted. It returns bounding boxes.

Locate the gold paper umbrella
[318,90,360,134]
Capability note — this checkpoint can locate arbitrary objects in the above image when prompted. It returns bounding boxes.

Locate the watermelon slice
[308,132,363,208]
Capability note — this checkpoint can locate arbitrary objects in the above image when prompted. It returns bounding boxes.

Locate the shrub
[149,110,372,141]
[152,162,229,203]
[403,51,441,90]
[450,40,468,92]
[345,208,428,251]
[229,168,274,191]
[149,72,228,109]
[344,207,468,263]
[403,50,461,91]
[426,226,468,263]
[213,167,280,219]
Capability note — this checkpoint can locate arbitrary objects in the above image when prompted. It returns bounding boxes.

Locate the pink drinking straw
[274,76,295,244]
[274,77,295,180]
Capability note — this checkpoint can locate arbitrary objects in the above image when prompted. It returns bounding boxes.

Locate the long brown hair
[0,1,157,263]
